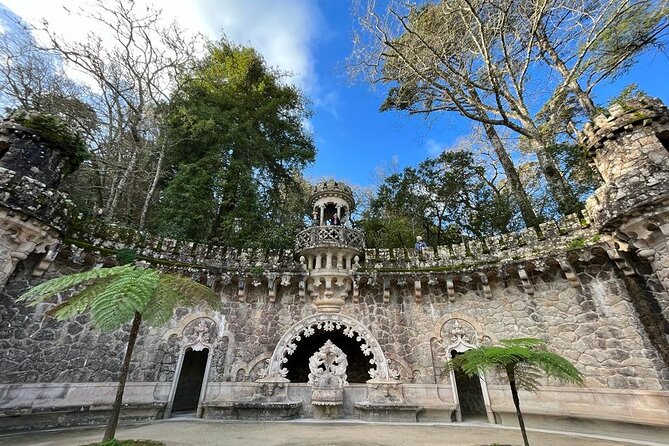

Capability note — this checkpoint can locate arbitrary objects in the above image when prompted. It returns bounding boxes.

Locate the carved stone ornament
[308,340,349,388]
[309,340,348,407]
[443,319,479,354]
[182,318,217,351]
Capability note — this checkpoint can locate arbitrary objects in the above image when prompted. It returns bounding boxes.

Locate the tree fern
[447,338,583,446]
[46,277,115,320]
[90,269,160,330]
[19,265,134,304]
[18,262,220,442]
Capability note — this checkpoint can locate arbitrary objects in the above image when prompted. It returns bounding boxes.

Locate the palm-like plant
[448,338,584,446]
[19,260,220,442]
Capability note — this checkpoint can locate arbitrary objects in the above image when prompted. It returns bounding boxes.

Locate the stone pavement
[1,419,668,446]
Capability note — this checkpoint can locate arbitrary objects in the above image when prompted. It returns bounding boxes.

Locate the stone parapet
[362,212,594,271]
[67,217,300,272]
[295,225,365,252]
[581,97,668,155]
[0,168,75,233]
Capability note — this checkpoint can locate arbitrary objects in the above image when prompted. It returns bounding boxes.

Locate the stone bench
[0,402,166,432]
[201,401,302,421]
[354,402,423,422]
[416,404,457,422]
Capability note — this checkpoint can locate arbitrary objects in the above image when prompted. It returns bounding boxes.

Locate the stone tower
[294,180,365,312]
[583,97,669,337]
[0,116,78,288]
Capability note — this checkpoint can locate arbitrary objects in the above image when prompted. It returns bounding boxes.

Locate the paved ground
[1,419,667,446]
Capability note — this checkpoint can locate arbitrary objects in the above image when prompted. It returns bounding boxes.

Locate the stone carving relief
[308,340,349,388]
[441,319,479,353]
[248,358,270,381]
[267,313,391,381]
[183,318,217,350]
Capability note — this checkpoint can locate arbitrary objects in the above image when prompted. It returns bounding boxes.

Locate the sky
[1,0,669,189]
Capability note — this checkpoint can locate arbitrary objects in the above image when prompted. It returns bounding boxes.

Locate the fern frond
[143,280,182,326]
[158,274,220,309]
[90,269,160,330]
[19,265,135,304]
[46,277,115,320]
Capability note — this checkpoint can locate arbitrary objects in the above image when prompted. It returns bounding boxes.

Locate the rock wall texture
[1,98,669,432]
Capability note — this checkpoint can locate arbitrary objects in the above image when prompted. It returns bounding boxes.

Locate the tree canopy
[154,40,315,246]
[360,150,516,248]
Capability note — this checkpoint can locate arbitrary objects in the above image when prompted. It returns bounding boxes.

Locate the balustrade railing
[295,225,365,251]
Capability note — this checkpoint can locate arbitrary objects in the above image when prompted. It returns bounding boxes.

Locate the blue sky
[2,0,669,188]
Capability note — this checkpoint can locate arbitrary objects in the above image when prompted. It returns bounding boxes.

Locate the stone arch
[267,313,391,381]
[432,315,494,423]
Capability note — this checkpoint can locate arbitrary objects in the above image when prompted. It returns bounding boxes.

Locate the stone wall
[2,240,668,429]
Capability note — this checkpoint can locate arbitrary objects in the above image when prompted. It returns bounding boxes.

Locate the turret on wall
[582,97,669,334]
[295,180,364,312]
[0,113,83,287]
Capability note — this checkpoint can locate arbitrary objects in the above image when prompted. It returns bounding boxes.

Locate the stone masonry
[0,99,668,433]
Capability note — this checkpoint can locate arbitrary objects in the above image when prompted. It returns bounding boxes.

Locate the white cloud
[192,0,322,92]
[425,139,444,156]
[1,0,321,92]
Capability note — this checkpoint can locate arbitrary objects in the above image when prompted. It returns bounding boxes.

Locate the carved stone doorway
[171,347,209,416]
[285,329,369,383]
[450,350,486,420]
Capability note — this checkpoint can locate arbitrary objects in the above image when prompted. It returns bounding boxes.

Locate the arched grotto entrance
[266,313,392,381]
[284,328,370,383]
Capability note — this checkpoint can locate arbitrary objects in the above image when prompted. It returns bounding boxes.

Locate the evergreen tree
[155,40,315,246]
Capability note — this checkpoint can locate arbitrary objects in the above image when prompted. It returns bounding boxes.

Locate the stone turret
[0,114,81,287]
[583,97,669,237]
[295,180,365,313]
[583,97,669,317]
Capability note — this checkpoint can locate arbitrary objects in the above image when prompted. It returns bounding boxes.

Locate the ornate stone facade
[0,101,668,433]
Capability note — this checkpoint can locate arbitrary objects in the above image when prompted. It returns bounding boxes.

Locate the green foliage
[154,39,315,246]
[116,249,137,266]
[19,264,220,331]
[607,84,648,108]
[9,109,88,174]
[448,338,584,392]
[568,238,586,250]
[361,150,514,248]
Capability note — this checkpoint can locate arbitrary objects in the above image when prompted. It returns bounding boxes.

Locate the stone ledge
[416,404,457,422]
[0,402,166,432]
[354,402,423,422]
[201,401,302,421]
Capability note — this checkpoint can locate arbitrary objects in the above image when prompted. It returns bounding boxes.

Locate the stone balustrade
[294,225,365,252]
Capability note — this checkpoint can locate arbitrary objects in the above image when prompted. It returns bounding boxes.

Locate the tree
[156,39,315,246]
[362,150,513,247]
[449,338,584,446]
[354,0,579,216]
[42,0,200,225]
[18,255,220,442]
[353,0,669,216]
